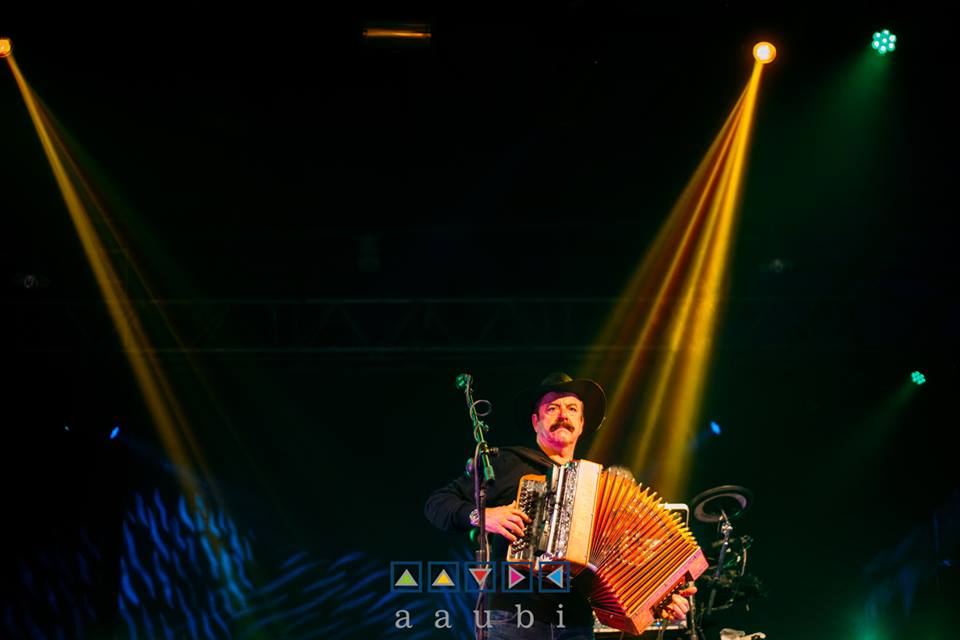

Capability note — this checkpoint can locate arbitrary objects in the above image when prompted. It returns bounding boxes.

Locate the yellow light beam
[584,58,769,500]
[597,114,740,462]
[638,62,765,499]
[9,58,307,550]
[6,53,210,503]
[584,89,750,371]
[31,98,227,498]
[627,150,735,475]
[586,91,748,463]
[25,96,297,526]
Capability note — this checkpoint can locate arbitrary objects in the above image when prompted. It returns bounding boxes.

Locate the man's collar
[501,445,560,468]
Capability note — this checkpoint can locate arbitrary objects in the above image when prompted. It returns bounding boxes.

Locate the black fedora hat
[514,372,606,435]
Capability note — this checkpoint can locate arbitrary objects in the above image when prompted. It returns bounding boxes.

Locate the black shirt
[423,445,595,626]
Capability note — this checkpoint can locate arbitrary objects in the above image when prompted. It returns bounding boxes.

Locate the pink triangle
[508,566,525,589]
[468,567,492,587]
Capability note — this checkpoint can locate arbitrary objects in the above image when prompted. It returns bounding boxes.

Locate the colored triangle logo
[395,569,419,588]
[508,566,525,589]
[546,567,565,588]
[432,569,455,588]
[468,567,492,587]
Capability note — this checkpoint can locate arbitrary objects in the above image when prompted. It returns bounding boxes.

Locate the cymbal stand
[706,508,733,616]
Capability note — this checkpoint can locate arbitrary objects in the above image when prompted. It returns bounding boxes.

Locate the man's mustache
[551,421,574,432]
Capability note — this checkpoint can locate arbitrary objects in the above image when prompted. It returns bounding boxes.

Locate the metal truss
[4,294,954,359]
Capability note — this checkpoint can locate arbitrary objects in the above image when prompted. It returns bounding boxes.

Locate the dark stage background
[2,6,958,640]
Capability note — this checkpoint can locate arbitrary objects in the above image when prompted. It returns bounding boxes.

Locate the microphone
[464,447,501,477]
[455,373,472,390]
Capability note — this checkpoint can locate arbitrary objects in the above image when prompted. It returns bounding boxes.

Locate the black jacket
[423,445,595,626]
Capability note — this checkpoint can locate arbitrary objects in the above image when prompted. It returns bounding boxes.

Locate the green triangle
[395,569,419,587]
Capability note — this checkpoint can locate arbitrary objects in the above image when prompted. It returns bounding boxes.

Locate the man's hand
[660,585,697,621]
[484,501,531,542]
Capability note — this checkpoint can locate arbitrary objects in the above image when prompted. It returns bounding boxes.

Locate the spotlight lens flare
[110,426,121,440]
[910,371,926,386]
[872,29,897,55]
[753,42,776,64]
[710,421,722,435]
[0,38,11,58]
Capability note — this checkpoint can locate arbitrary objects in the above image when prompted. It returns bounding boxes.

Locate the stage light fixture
[362,22,431,48]
[753,42,776,64]
[110,426,121,439]
[710,421,722,436]
[910,371,925,385]
[872,30,897,55]
[0,38,11,58]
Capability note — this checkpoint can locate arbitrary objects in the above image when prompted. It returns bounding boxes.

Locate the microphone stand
[687,586,700,640]
[457,374,496,640]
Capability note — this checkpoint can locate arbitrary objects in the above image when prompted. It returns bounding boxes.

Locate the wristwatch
[469,508,480,527]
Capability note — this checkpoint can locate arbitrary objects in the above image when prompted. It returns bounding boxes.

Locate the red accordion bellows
[509,460,708,635]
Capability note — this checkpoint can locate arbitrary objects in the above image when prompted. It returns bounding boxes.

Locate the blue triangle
[546,567,565,588]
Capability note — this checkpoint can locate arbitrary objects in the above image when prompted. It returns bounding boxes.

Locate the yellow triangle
[432,569,455,587]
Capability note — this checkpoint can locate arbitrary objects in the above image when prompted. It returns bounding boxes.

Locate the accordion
[508,460,708,635]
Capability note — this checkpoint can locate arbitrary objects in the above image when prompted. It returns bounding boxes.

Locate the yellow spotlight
[363,23,431,44]
[753,42,776,64]
[0,38,12,58]
[363,27,431,39]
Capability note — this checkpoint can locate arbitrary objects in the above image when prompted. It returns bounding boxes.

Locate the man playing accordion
[425,372,696,640]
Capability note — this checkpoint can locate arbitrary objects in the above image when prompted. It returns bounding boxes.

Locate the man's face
[532,391,585,450]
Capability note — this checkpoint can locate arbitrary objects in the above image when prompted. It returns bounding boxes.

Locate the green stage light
[910,371,926,385]
[872,29,897,55]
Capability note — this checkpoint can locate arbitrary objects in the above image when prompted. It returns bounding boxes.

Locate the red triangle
[468,566,492,587]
